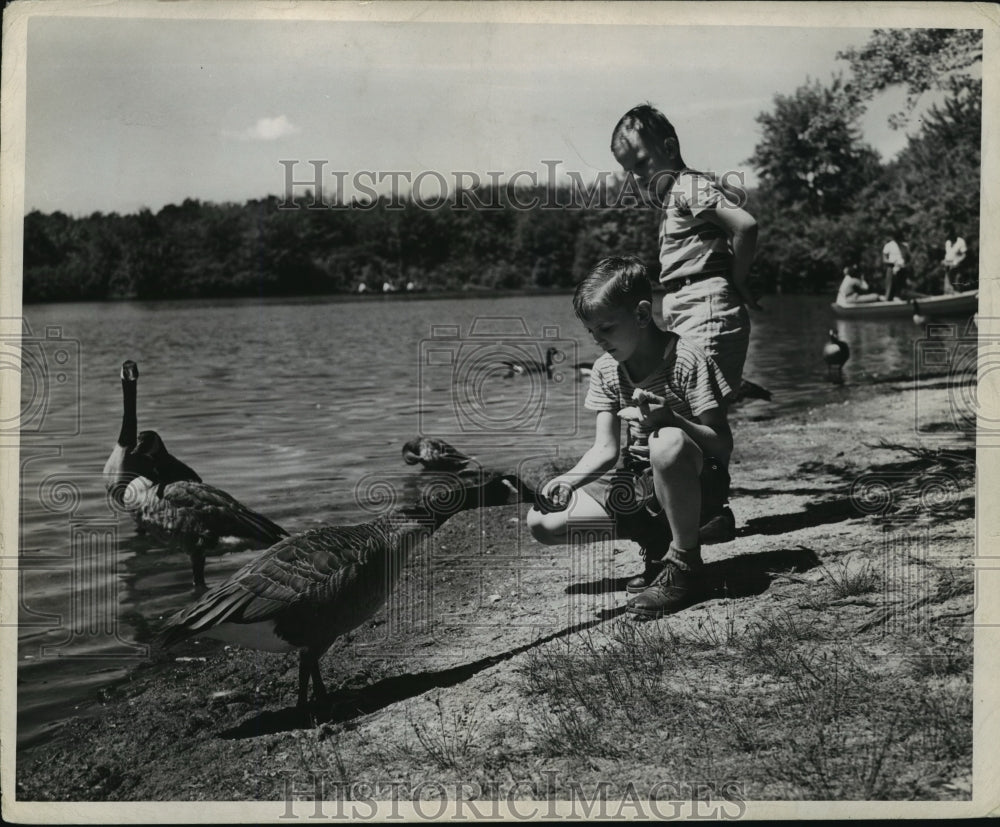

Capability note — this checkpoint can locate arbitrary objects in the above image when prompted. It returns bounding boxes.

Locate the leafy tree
[747,76,881,217]
[837,28,983,127]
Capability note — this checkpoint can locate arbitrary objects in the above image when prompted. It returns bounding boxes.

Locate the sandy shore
[13,374,976,804]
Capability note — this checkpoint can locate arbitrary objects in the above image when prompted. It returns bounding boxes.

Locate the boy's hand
[538,477,574,513]
[736,284,764,312]
[620,389,678,429]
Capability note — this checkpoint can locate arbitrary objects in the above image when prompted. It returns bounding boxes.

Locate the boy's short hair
[612,103,679,153]
[573,255,653,320]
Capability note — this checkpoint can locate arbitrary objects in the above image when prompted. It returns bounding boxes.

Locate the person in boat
[836,263,882,304]
[881,232,909,301]
[942,225,968,295]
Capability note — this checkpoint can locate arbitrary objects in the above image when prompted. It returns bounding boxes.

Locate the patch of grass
[933,568,975,602]
[822,558,882,598]
[684,602,741,649]
[404,692,483,771]
[517,604,971,799]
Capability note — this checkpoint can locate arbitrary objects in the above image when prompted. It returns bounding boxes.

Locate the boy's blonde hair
[611,103,679,155]
[573,255,653,321]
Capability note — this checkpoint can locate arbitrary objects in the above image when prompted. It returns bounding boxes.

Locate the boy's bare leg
[629,428,706,618]
[648,428,703,551]
[526,486,613,545]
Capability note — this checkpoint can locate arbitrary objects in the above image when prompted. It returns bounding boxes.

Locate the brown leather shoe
[625,548,666,595]
[627,560,705,618]
[699,505,736,544]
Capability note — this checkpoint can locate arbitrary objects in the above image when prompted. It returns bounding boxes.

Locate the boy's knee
[649,427,701,474]
[526,507,559,544]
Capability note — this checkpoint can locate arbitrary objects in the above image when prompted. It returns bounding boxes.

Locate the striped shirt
[658,171,734,283]
[585,334,733,464]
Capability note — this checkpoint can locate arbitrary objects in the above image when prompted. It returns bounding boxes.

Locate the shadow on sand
[217,607,630,740]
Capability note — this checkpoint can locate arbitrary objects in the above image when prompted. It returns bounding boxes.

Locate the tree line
[22,29,980,303]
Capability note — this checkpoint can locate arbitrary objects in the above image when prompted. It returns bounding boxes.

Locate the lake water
[14,292,959,749]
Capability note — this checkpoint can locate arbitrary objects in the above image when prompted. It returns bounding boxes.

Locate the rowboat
[831,290,978,319]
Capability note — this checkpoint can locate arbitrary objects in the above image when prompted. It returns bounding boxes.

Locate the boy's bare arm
[702,205,760,311]
[542,411,620,508]
[623,391,732,462]
[567,411,620,484]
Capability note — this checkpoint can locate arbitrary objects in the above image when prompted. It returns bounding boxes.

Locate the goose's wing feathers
[403,438,471,470]
[158,481,288,544]
[159,521,395,646]
[158,454,202,484]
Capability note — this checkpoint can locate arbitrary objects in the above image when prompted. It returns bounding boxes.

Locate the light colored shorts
[579,458,731,549]
[661,276,751,391]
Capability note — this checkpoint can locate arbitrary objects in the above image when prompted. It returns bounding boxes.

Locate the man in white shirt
[882,235,907,300]
[942,226,968,294]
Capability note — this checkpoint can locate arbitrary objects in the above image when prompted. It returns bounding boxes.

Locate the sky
[21,13,940,216]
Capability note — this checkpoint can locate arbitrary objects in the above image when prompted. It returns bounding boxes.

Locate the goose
[102,361,200,508]
[156,472,533,715]
[401,437,471,472]
[500,347,561,379]
[124,432,288,587]
[732,379,772,404]
[822,330,850,384]
[133,430,201,486]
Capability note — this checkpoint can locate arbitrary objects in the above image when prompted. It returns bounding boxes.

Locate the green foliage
[748,76,880,217]
[748,32,981,294]
[21,178,668,302]
[22,28,982,304]
[837,29,983,128]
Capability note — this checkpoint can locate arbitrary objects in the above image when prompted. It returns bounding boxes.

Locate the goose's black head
[401,439,422,465]
[480,473,535,507]
[412,473,535,526]
[121,361,139,383]
[134,430,167,460]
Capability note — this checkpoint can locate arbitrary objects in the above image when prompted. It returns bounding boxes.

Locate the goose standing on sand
[500,347,561,379]
[157,472,533,716]
[401,437,471,472]
[103,361,200,508]
[823,330,850,384]
[124,432,288,588]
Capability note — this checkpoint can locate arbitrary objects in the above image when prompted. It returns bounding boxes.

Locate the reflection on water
[15,291,972,749]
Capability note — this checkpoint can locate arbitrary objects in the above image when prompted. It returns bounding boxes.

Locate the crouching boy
[527,255,734,617]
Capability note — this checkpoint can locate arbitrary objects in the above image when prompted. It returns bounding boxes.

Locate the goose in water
[822,330,850,384]
[103,361,200,508]
[401,437,471,472]
[124,432,288,587]
[157,472,533,715]
[500,346,561,379]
